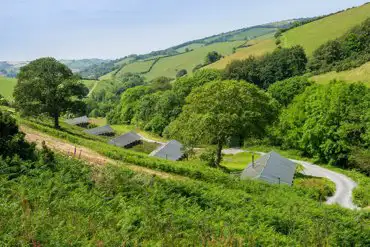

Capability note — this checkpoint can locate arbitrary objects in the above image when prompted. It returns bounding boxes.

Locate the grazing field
[0,77,17,100]
[311,61,370,86]
[176,43,204,53]
[115,59,155,77]
[143,41,244,80]
[206,39,276,69]
[281,3,370,56]
[221,152,260,171]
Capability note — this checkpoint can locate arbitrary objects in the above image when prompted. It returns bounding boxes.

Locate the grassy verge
[221,152,260,172]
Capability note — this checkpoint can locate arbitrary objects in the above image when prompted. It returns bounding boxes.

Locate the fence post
[74,147,76,156]
[79,150,82,159]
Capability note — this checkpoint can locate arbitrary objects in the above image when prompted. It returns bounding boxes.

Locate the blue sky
[0,0,368,61]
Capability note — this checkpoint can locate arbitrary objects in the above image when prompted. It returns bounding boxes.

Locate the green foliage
[176,69,188,78]
[199,147,219,168]
[223,46,307,88]
[166,80,279,167]
[309,18,370,73]
[204,51,222,64]
[14,58,88,128]
[0,111,35,160]
[86,73,146,118]
[267,76,313,106]
[274,81,370,167]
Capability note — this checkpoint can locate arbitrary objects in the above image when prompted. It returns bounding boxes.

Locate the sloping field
[311,61,370,86]
[143,41,244,80]
[206,39,276,69]
[176,43,204,53]
[0,77,17,100]
[115,59,155,77]
[281,3,370,56]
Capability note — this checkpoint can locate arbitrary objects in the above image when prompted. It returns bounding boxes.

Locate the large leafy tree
[14,58,88,129]
[275,81,370,166]
[166,80,278,167]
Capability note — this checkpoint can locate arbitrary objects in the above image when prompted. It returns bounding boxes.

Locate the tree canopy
[274,81,370,170]
[166,80,279,167]
[14,57,88,128]
[204,51,222,65]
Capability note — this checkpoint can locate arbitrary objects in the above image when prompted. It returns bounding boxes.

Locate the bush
[176,69,188,78]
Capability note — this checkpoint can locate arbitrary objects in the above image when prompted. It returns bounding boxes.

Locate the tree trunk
[53,113,60,129]
[215,141,223,168]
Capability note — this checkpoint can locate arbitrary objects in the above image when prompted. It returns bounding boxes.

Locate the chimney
[252,152,255,168]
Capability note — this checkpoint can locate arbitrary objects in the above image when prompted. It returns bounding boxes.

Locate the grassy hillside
[116,59,156,77]
[311,61,370,86]
[0,77,17,100]
[281,3,370,56]
[142,41,244,80]
[207,39,276,69]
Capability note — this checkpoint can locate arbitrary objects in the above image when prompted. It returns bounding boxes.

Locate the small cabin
[108,132,142,148]
[240,151,296,186]
[65,116,90,127]
[149,140,185,161]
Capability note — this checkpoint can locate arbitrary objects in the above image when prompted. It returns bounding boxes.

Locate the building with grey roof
[65,116,90,127]
[108,131,142,148]
[149,140,184,161]
[241,151,297,186]
[84,125,115,136]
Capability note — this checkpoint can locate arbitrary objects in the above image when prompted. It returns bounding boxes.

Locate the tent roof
[65,116,89,125]
[84,125,115,136]
[108,131,141,147]
[150,140,184,161]
[241,151,296,186]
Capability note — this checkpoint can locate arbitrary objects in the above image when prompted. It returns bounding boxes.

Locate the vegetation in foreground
[1,111,370,246]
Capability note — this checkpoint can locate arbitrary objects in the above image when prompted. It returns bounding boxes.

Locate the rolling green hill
[143,41,244,80]
[281,3,370,56]
[0,76,17,100]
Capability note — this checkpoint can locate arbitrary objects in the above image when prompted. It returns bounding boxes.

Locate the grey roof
[108,131,141,147]
[149,140,184,161]
[65,116,89,125]
[241,151,297,186]
[84,125,115,136]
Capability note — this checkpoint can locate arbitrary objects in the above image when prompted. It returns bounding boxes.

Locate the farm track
[21,126,186,180]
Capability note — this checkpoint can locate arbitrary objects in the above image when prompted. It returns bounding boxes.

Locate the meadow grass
[143,41,244,80]
[311,61,370,86]
[221,152,261,171]
[281,3,370,56]
[116,59,156,77]
[206,39,276,69]
[0,76,17,101]
[175,43,204,53]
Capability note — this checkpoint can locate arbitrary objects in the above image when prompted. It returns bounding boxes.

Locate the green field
[0,77,99,100]
[222,152,261,171]
[175,43,204,53]
[281,3,370,56]
[115,59,155,77]
[143,41,244,80]
[311,61,370,86]
[207,39,276,69]
[0,77,17,100]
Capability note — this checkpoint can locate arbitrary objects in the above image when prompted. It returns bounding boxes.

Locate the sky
[0,0,368,61]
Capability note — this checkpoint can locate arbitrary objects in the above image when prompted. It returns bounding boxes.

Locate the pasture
[281,3,370,56]
[143,40,244,80]
[115,59,155,77]
[206,39,276,69]
[311,61,370,86]
[0,77,17,101]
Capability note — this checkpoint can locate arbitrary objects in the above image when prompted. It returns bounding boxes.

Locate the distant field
[0,77,99,100]
[176,43,204,53]
[207,39,276,69]
[143,41,244,80]
[0,77,17,100]
[281,3,370,56]
[115,59,155,77]
[311,61,370,86]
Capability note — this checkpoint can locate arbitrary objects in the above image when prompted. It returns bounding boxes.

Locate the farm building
[65,116,90,127]
[149,140,184,161]
[84,125,115,136]
[108,132,142,148]
[240,151,297,186]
